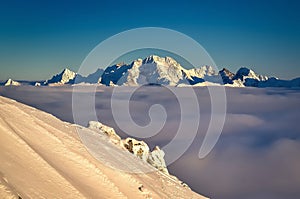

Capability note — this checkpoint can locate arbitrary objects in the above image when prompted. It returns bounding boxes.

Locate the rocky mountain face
[4,55,300,88]
[44,68,77,85]
[97,55,299,88]
[219,68,236,84]
[100,55,189,86]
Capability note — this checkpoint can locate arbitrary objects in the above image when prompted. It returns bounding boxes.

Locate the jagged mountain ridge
[2,55,300,87]
[94,55,300,87]
[99,55,229,86]
[42,67,104,85]
[101,55,194,86]
[44,68,77,85]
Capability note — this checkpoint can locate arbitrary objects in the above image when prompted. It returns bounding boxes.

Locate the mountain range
[2,55,300,88]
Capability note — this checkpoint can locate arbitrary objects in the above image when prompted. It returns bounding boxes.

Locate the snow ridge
[3,55,300,88]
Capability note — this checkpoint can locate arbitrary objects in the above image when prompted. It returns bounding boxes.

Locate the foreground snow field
[0,96,208,199]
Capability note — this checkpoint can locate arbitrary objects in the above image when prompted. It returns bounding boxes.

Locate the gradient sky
[0,0,299,80]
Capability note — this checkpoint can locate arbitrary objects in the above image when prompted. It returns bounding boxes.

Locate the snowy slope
[187,65,217,78]
[186,66,223,84]
[0,96,208,199]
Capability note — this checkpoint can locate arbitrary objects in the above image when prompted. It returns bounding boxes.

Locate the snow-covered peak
[60,68,76,82]
[201,65,217,75]
[101,55,188,86]
[129,55,187,86]
[220,68,235,78]
[234,67,268,81]
[45,68,77,85]
[4,78,21,86]
[143,55,164,64]
[142,55,183,69]
[131,58,143,68]
[37,56,299,88]
[219,68,235,84]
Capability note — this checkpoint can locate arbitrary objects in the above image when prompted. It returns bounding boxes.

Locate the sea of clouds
[0,86,299,199]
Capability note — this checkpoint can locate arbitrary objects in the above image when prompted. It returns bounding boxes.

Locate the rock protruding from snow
[4,79,21,86]
[122,138,169,174]
[88,121,121,144]
[122,138,150,162]
[147,146,168,174]
[45,68,77,85]
[87,120,169,173]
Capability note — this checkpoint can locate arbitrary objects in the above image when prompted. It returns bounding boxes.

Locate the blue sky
[0,0,299,80]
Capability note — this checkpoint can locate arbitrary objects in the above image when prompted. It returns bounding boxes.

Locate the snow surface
[0,96,208,199]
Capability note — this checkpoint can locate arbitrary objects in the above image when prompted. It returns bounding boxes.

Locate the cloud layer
[0,86,299,199]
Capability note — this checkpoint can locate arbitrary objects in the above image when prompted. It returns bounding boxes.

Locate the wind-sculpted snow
[0,86,300,199]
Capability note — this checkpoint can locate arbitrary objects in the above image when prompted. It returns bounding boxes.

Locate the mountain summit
[101,55,190,86]
[44,68,77,85]
[4,78,21,86]
[7,55,299,88]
